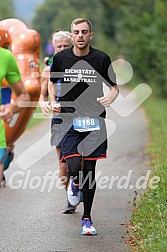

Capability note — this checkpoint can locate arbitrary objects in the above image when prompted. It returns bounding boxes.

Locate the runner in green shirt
[0,47,30,187]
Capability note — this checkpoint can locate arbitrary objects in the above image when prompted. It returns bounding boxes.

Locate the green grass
[130,95,167,251]
[26,106,45,129]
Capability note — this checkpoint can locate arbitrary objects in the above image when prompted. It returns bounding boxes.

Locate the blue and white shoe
[67,179,80,206]
[81,218,97,235]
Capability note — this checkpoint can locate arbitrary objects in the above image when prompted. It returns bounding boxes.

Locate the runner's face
[54,39,71,53]
[71,22,93,50]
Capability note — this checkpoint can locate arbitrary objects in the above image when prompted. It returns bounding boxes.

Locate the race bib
[73,117,100,132]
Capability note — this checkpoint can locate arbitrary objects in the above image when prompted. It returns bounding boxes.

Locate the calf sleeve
[81,160,97,219]
[66,156,81,184]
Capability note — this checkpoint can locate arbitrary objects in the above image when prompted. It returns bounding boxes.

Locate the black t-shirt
[50,46,116,120]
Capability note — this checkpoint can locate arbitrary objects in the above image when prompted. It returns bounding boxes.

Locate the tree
[0,0,15,20]
[32,0,102,53]
[102,0,167,98]
[32,0,167,97]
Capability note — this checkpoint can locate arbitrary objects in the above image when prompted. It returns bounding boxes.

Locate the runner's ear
[90,32,94,40]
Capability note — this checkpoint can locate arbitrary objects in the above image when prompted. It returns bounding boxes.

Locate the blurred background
[1,1,167,251]
[1,0,167,98]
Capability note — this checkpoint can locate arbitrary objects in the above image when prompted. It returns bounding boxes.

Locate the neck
[73,46,90,57]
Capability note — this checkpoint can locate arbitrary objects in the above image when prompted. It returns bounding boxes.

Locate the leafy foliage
[32,0,103,52]
[0,0,15,20]
[101,0,167,98]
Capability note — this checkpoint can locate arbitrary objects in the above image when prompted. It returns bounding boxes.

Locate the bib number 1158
[73,117,100,132]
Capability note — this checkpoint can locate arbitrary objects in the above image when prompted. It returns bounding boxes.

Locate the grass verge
[26,106,45,129]
[129,95,167,251]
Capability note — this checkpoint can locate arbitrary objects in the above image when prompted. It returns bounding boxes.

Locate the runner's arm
[97,85,119,107]
[0,80,30,123]
[39,66,51,114]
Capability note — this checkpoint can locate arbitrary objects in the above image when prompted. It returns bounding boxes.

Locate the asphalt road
[0,87,150,252]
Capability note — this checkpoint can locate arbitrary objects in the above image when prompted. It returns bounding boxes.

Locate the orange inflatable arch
[0,18,41,145]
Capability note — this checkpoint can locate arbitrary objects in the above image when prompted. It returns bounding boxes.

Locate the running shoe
[81,218,97,235]
[67,179,80,206]
[62,201,76,214]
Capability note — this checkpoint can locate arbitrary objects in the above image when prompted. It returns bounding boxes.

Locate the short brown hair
[71,18,92,32]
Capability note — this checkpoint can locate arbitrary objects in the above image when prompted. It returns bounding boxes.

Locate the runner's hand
[51,102,61,115]
[0,104,14,123]
[39,101,51,115]
[97,97,111,107]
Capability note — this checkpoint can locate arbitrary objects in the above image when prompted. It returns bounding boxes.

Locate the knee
[69,167,80,178]
[67,158,81,178]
